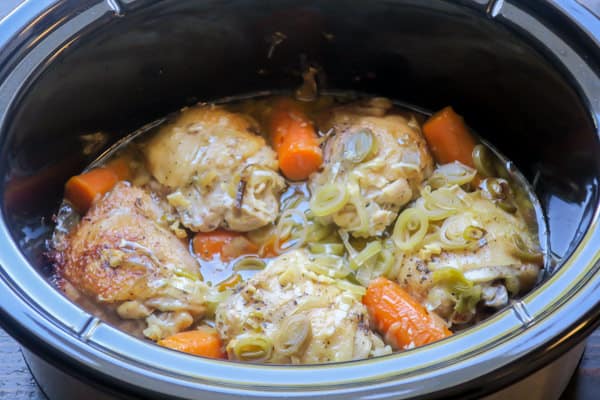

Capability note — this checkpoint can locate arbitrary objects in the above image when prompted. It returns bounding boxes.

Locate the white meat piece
[215,249,390,364]
[144,105,286,232]
[310,98,434,237]
[389,185,541,323]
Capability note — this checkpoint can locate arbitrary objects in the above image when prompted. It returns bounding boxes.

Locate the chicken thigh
[144,105,286,232]
[216,249,390,364]
[310,98,434,237]
[54,182,208,340]
[388,177,542,325]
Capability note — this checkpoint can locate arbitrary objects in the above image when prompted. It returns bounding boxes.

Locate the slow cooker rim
[0,0,599,399]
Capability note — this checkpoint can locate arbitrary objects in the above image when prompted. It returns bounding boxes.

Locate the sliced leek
[392,208,428,252]
[350,240,382,269]
[233,257,266,271]
[335,279,367,298]
[231,334,273,362]
[510,234,543,264]
[432,267,481,314]
[428,162,477,189]
[275,209,308,253]
[274,314,311,356]
[472,144,497,177]
[308,242,345,256]
[306,254,351,278]
[343,128,376,163]
[310,183,349,217]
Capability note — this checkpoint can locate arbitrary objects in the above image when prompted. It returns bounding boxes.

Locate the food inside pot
[49,91,545,364]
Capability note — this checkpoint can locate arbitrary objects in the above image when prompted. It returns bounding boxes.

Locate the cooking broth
[50,91,547,363]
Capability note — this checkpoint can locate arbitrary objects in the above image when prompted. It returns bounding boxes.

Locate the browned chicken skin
[54,182,208,340]
[55,182,199,301]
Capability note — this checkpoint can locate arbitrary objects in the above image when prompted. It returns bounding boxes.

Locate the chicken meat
[215,249,391,364]
[53,182,209,340]
[144,105,286,232]
[310,98,434,237]
[388,180,542,324]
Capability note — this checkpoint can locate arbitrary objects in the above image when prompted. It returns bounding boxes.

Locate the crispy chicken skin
[54,182,208,340]
[310,98,434,237]
[216,249,390,364]
[144,105,286,232]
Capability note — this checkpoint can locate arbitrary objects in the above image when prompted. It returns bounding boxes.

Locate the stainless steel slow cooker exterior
[0,1,599,399]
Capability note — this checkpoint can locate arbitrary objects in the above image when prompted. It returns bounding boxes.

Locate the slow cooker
[0,0,599,399]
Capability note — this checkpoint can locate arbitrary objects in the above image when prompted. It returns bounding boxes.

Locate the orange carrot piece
[158,328,225,359]
[268,98,323,181]
[422,106,477,167]
[363,277,452,350]
[192,229,258,261]
[104,157,131,181]
[65,169,118,213]
[64,157,131,213]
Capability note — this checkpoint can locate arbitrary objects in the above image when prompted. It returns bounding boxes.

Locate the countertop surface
[1,0,600,399]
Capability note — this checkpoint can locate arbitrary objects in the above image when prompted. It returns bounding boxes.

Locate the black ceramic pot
[0,1,599,399]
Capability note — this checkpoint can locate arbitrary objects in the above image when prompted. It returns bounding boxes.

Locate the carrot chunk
[64,157,131,213]
[192,229,258,261]
[363,277,452,350]
[158,328,225,359]
[268,98,323,181]
[104,157,131,181]
[422,106,477,167]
